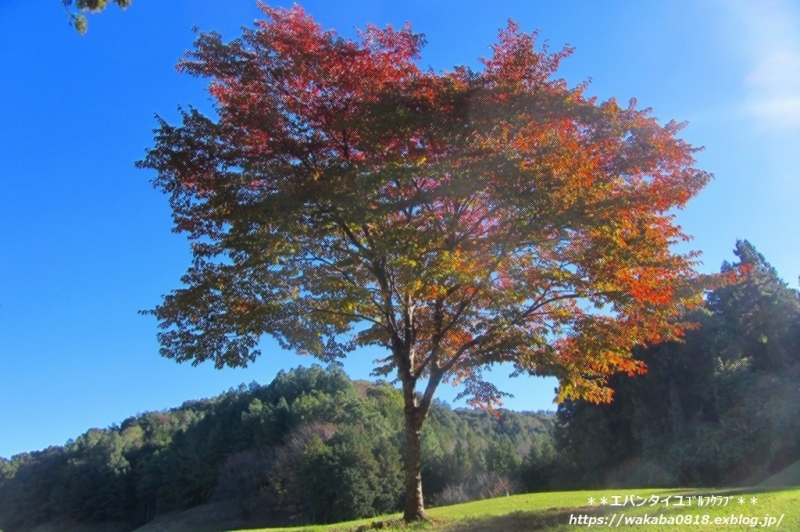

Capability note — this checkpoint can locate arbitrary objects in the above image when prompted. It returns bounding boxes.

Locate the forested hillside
[1,241,798,532]
[551,240,800,488]
[0,367,554,530]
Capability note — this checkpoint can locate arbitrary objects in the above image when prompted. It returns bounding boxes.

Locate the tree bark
[402,401,427,522]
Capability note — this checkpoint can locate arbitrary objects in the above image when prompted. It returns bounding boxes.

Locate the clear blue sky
[1,0,798,459]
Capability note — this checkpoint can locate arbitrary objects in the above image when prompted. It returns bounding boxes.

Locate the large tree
[138,5,719,521]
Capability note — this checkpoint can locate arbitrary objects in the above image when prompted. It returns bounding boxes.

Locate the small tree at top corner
[63,0,130,35]
[137,3,738,522]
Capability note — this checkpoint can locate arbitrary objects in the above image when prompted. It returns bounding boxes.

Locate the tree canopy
[138,5,726,520]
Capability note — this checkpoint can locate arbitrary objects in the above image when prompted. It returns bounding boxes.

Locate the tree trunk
[402,404,427,522]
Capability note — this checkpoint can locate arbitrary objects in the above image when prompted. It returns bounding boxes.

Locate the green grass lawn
[235,487,799,532]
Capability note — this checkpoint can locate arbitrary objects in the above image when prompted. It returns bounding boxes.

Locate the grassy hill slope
[128,487,800,532]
